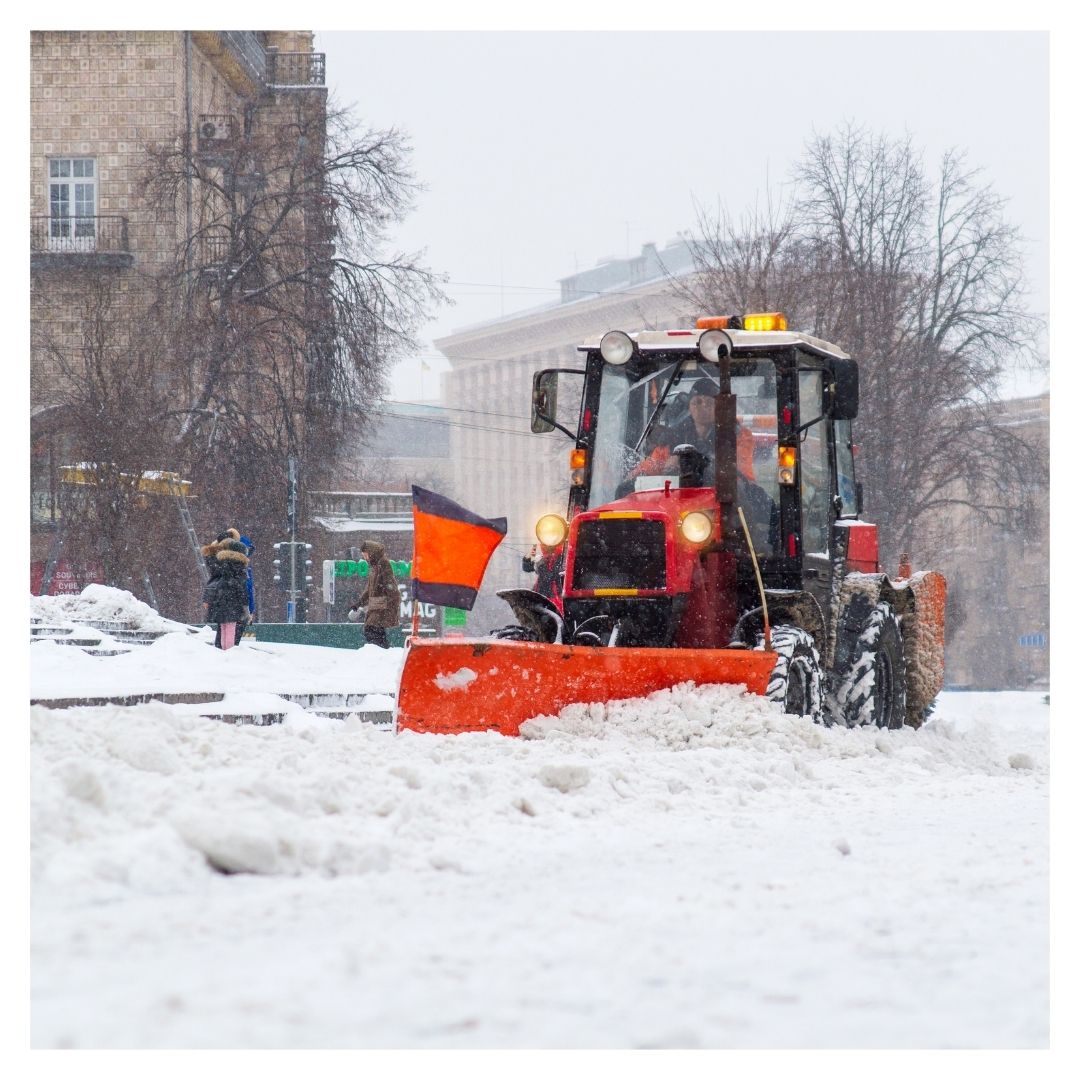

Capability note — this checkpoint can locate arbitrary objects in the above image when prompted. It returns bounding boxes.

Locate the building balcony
[266,50,326,87]
[31,215,134,269]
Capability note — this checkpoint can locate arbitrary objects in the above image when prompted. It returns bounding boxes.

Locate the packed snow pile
[31,681,1045,895]
[31,583,192,635]
[521,681,1029,778]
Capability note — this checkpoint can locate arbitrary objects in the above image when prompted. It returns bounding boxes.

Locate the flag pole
[409,490,419,645]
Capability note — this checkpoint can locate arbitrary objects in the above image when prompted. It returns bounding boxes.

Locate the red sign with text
[30,560,105,596]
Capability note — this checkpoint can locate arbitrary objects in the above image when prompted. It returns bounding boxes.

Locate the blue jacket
[239,535,256,616]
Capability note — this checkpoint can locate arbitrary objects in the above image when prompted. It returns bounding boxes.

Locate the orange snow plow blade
[395,638,778,736]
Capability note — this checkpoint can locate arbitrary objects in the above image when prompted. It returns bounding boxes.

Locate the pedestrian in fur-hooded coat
[207,540,249,624]
[202,529,238,645]
[206,539,249,650]
[201,530,247,648]
[522,542,566,612]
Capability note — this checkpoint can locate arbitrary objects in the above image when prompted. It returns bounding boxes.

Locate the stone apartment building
[30,31,327,599]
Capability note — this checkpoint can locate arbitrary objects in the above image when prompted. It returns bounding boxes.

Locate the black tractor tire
[836,602,907,729]
[759,626,824,723]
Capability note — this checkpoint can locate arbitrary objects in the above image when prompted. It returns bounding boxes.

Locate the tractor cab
[531,314,867,651]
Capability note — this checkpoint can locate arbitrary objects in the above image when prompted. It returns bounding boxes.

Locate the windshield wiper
[632,358,690,454]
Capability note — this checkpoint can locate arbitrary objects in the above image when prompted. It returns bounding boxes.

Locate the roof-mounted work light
[698,329,733,363]
[599,330,635,366]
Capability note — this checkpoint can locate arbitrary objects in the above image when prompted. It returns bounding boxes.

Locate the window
[31,433,58,527]
[798,370,831,554]
[834,418,858,517]
[588,356,779,514]
[31,429,76,528]
[48,158,97,250]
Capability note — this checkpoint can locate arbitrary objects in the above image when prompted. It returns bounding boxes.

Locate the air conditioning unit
[199,119,231,142]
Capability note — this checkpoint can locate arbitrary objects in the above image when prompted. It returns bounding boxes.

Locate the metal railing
[266,51,325,86]
[220,31,268,85]
[309,491,413,518]
[30,215,130,255]
[200,228,232,267]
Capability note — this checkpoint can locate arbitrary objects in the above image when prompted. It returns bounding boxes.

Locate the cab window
[835,418,858,517]
[798,370,831,554]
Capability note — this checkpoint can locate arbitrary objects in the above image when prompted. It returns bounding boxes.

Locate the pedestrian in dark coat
[522,542,566,612]
[206,539,249,651]
[349,539,400,648]
[201,528,242,648]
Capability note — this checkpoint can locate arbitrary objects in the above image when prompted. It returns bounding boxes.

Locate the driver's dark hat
[688,379,720,399]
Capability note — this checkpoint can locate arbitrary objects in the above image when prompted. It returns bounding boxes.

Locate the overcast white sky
[316,30,1049,402]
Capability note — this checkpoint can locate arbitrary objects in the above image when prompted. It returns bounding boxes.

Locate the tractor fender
[830,571,947,723]
[736,589,826,653]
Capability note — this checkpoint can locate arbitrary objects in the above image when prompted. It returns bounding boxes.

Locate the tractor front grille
[571,518,667,591]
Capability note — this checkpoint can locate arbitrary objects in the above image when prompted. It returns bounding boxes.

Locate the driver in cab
[629,380,779,554]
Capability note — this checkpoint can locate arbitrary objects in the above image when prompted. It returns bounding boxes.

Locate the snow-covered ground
[29,588,1049,1049]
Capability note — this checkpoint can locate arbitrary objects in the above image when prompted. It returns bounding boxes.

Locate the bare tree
[681,125,1046,568]
[31,274,194,604]
[678,187,808,317]
[33,102,445,618]
[143,99,445,487]
[141,100,446,614]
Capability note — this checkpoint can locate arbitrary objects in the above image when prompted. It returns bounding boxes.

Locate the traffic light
[301,543,314,590]
[272,541,290,590]
[271,540,316,599]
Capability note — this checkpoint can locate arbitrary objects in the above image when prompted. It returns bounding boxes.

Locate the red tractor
[397,314,946,735]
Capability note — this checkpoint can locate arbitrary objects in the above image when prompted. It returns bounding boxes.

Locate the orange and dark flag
[411,486,506,610]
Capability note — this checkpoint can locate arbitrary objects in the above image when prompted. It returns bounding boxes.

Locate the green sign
[444,607,467,627]
[335,559,412,579]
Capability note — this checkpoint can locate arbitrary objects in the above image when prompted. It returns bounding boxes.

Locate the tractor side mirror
[832,358,859,419]
[531,370,559,434]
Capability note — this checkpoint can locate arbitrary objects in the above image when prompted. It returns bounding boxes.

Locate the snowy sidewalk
[31,586,402,725]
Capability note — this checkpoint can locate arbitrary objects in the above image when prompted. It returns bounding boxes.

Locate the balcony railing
[31,215,130,255]
[310,491,413,519]
[200,228,232,268]
[266,51,326,86]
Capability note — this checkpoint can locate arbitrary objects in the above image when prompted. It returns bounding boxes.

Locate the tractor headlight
[680,511,713,544]
[536,514,568,547]
[600,330,635,366]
